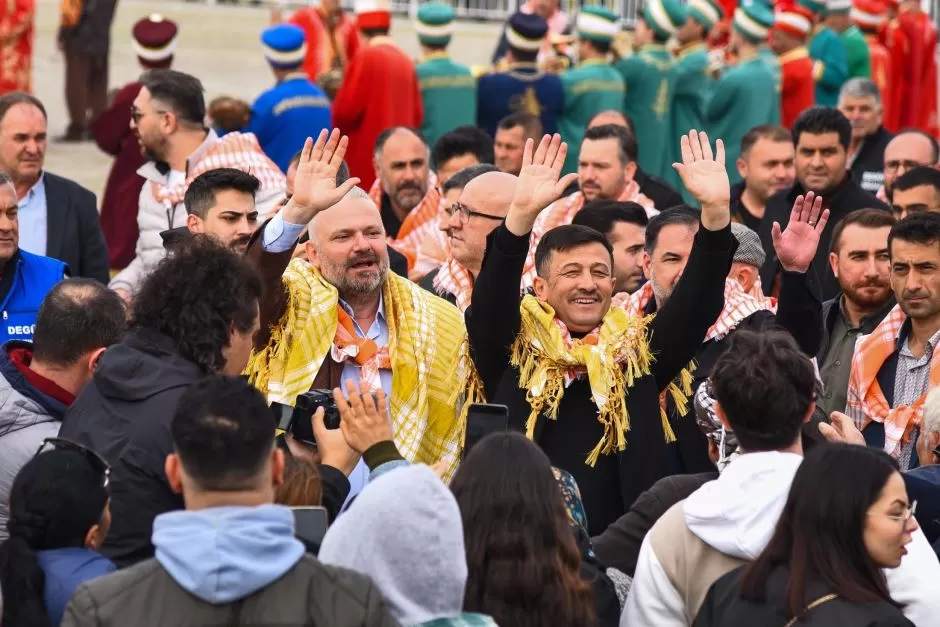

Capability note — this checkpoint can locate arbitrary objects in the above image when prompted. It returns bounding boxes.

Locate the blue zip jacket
[0,250,66,344]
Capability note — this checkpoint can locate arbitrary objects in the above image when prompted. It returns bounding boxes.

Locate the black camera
[270,389,340,446]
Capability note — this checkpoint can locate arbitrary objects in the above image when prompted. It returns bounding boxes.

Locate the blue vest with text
[0,250,66,343]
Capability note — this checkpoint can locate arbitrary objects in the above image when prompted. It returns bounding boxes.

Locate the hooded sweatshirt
[623,451,940,627]
[318,464,496,627]
[152,504,305,604]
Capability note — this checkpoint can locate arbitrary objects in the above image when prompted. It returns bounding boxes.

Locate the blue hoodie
[37,547,115,626]
[152,504,305,604]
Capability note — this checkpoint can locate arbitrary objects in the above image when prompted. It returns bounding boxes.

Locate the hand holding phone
[292,506,330,555]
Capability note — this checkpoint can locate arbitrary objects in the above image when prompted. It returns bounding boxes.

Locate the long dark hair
[450,432,596,627]
[0,449,109,627]
[740,443,902,618]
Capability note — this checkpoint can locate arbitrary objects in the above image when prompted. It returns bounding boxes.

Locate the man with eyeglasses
[891,167,940,221]
[880,129,940,201]
[109,69,285,304]
[0,279,125,541]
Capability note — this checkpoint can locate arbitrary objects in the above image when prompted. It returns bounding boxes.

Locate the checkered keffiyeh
[412,194,452,280]
[151,132,286,207]
[625,277,777,342]
[369,172,443,278]
[846,305,940,459]
[521,186,658,289]
[433,257,474,312]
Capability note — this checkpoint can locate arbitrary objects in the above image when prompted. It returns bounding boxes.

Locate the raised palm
[513,134,580,218]
[290,129,360,222]
[673,130,730,209]
[772,191,830,273]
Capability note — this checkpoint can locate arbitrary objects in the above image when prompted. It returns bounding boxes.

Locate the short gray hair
[838,78,882,106]
[307,186,374,233]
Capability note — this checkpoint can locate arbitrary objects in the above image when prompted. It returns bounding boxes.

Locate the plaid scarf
[846,305,940,459]
[150,131,286,211]
[433,257,474,312]
[411,195,452,280]
[625,277,777,342]
[331,307,392,391]
[511,295,681,467]
[245,259,480,480]
[369,172,443,277]
[521,186,657,289]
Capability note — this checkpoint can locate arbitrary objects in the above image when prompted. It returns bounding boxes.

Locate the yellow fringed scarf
[245,258,481,479]
[511,295,691,467]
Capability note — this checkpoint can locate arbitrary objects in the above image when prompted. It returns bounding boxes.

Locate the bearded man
[245,129,473,484]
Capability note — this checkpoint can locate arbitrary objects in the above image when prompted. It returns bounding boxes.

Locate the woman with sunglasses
[0,441,113,626]
[694,443,918,626]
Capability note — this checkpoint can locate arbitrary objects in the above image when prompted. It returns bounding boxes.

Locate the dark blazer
[44,172,110,284]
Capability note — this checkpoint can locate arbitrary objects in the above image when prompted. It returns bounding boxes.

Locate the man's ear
[736,157,747,180]
[828,251,839,279]
[533,276,548,300]
[166,454,184,495]
[272,447,286,487]
[305,240,319,268]
[715,401,732,431]
[642,250,652,281]
[87,347,107,373]
[186,213,202,234]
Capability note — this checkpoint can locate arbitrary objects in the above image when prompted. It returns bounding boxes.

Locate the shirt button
[825,391,831,398]
[834,360,841,367]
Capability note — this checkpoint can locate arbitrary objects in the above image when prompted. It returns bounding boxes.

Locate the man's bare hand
[282,129,360,226]
[819,411,866,446]
[505,134,579,237]
[333,380,394,455]
[772,192,830,273]
[672,130,730,231]
[312,406,361,476]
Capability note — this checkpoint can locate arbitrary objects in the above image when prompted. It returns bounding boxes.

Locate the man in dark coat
[759,106,889,301]
[838,77,893,194]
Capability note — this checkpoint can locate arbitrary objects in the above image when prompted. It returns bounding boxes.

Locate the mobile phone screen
[291,506,329,555]
[463,403,509,458]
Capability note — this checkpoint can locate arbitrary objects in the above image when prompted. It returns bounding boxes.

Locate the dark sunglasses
[35,437,110,488]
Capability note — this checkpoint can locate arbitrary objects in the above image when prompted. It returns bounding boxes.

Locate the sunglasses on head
[35,437,111,488]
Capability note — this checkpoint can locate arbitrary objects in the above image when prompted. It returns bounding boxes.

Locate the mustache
[395,181,423,193]
[903,290,929,299]
[231,235,250,249]
[570,290,600,299]
[345,252,379,268]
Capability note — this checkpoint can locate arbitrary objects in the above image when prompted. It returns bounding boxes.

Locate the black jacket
[850,126,893,195]
[417,267,458,307]
[43,172,110,284]
[593,472,717,577]
[758,174,889,301]
[694,565,913,627]
[466,222,734,535]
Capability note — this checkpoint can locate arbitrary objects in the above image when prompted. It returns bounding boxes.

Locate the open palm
[672,130,730,209]
[512,134,580,218]
[772,191,830,273]
[290,129,360,222]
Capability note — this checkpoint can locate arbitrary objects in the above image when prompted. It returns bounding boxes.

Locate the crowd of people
[1,0,940,625]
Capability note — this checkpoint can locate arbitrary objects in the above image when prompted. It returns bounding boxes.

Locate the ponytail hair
[0,449,109,627]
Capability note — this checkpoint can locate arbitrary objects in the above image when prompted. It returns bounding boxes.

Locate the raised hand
[283,128,361,226]
[771,192,830,273]
[333,380,394,455]
[505,134,579,236]
[672,130,730,231]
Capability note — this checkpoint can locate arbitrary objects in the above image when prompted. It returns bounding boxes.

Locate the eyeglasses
[35,437,110,488]
[444,202,504,224]
[885,159,929,173]
[130,106,168,124]
[875,500,918,524]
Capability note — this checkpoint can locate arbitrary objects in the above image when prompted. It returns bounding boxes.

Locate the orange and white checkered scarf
[331,307,392,392]
[412,195,452,280]
[369,172,443,278]
[150,132,286,209]
[623,277,778,342]
[432,257,474,312]
[521,185,658,289]
[846,305,940,459]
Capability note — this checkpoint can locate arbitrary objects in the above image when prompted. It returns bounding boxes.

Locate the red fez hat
[132,14,178,68]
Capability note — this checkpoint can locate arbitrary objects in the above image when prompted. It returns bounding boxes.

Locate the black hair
[571,201,649,236]
[582,38,612,55]
[373,126,426,155]
[130,236,262,373]
[422,41,449,52]
[0,91,47,123]
[534,224,614,278]
[0,449,109,627]
[582,124,638,165]
[895,128,940,164]
[139,69,206,126]
[892,166,940,194]
[362,27,390,38]
[183,168,260,218]
[791,106,852,151]
[508,45,539,63]
[31,279,126,367]
[741,444,903,618]
[830,208,896,254]
[644,205,699,252]
[710,329,816,452]
[497,112,544,139]
[432,126,495,169]
[888,211,940,255]
[171,375,275,491]
[740,124,792,159]
[442,163,501,194]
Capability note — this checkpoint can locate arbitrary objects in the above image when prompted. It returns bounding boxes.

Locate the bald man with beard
[421,170,518,311]
[245,130,473,496]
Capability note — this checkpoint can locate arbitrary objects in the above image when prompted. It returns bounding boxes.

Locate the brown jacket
[61,555,400,627]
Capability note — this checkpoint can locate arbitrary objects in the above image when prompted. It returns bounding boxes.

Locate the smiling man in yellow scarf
[466,130,737,535]
[244,129,475,484]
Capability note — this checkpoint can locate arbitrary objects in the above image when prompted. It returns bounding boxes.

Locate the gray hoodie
[318,465,492,626]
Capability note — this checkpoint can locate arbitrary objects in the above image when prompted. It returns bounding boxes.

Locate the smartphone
[463,403,509,458]
[291,506,329,555]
